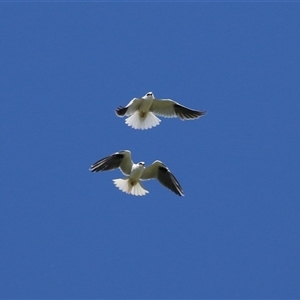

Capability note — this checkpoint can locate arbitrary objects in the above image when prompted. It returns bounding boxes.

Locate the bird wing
[89,150,133,175]
[150,99,206,120]
[141,160,184,196]
[115,98,143,117]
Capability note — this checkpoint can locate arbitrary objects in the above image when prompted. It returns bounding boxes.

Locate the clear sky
[1,2,300,299]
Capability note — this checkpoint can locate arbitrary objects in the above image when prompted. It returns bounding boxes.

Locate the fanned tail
[113,178,149,196]
[125,111,161,130]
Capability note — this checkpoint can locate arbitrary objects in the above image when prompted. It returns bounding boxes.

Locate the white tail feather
[113,178,149,196]
[125,111,161,130]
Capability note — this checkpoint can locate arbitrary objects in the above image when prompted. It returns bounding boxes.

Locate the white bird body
[123,93,160,130]
[113,162,149,196]
[129,163,145,180]
[89,150,184,197]
[115,92,206,130]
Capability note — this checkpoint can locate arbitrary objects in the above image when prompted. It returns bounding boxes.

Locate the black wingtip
[89,153,125,174]
[115,106,127,117]
[174,104,207,120]
[158,165,184,196]
[190,110,206,118]
[89,164,101,172]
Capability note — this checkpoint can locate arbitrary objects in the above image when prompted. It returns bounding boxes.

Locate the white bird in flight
[115,92,206,130]
[89,150,184,197]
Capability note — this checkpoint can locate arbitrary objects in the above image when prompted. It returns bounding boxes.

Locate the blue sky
[1,3,300,299]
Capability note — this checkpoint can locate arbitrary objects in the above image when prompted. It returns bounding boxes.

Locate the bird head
[145,92,154,98]
[138,162,145,167]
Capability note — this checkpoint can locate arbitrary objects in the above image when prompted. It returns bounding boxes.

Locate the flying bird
[115,92,206,130]
[89,150,184,197]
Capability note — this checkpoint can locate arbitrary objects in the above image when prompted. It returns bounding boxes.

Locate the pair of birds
[89,92,206,196]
